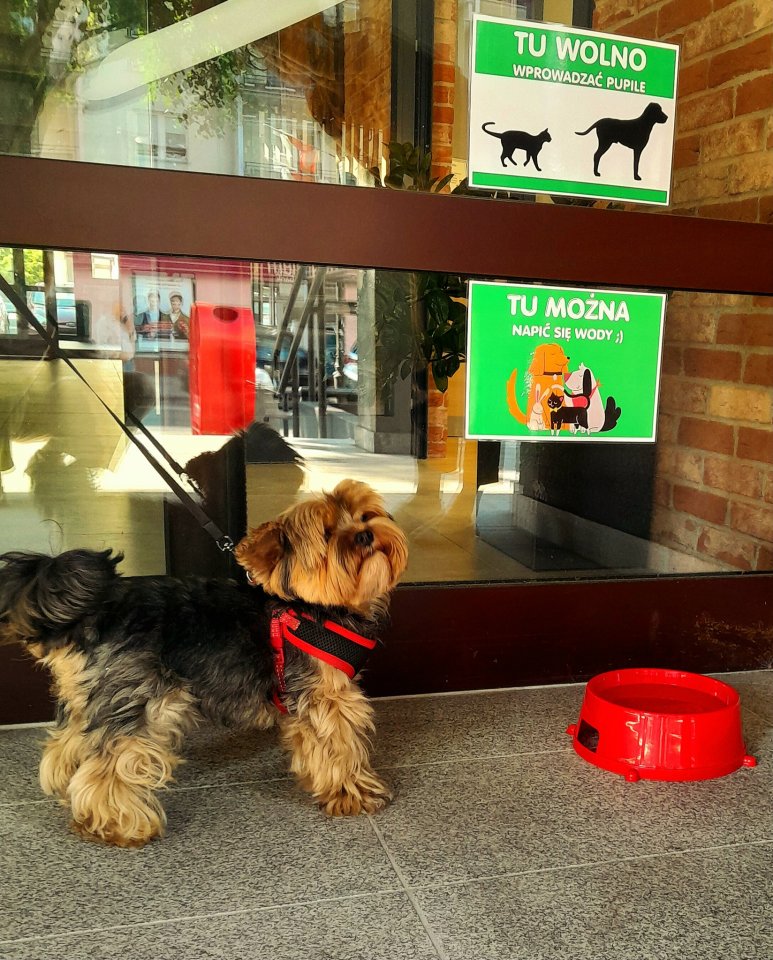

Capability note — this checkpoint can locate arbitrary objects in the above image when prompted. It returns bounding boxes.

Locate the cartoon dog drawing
[482,123,552,171]
[564,363,621,433]
[507,343,571,427]
[575,102,668,181]
[563,363,604,433]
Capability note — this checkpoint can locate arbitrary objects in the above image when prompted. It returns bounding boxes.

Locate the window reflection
[2,0,584,192]
[3,0,387,184]
[1,246,771,584]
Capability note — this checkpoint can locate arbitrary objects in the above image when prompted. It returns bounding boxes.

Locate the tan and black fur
[0,480,408,848]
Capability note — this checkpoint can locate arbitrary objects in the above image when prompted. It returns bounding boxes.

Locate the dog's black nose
[355,528,374,547]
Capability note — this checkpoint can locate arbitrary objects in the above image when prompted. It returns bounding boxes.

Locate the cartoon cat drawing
[482,123,552,172]
[546,376,591,435]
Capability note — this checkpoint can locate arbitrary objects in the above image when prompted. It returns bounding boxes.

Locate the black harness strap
[0,275,232,552]
[270,608,377,713]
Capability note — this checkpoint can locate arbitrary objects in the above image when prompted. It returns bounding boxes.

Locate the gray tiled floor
[1,672,772,959]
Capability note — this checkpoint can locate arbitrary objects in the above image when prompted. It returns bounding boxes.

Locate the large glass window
[2,245,771,583]
[3,1,767,221]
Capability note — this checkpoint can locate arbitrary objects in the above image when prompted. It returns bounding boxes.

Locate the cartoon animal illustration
[482,123,552,171]
[527,384,546,430]
[601,395,622,432]
[507,343,571,426]
[547,370,591,435]
[564,363,622,433]
[563,363,604,432]
[575,102,668,181]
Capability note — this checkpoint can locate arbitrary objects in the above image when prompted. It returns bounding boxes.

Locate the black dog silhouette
[482,123,552,171]
[575,102,668,180]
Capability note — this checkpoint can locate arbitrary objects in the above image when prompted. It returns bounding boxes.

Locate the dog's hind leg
[633,146,643,181]
[38,649,94,800]
[66,689,197,847]
[40,710,90,800]
[280,664,390,816]
[593,138,610,176]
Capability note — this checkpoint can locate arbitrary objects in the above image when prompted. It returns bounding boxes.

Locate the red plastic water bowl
[566,668,757,782]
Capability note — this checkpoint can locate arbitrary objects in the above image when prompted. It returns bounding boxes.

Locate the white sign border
[467,15,681,207]
[464,279,667,443]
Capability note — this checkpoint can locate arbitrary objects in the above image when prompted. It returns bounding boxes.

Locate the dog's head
[234,480,408,615]
[645,102,668,125]
[565,363,596,394]
[528,343,570,378]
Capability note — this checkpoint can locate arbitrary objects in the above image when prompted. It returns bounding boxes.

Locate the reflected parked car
[256,326,338,380]
[27,290,90,339]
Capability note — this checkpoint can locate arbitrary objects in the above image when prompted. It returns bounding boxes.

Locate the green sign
[468,17,679,205]
[465,281,666,442]
[475,20,677,99]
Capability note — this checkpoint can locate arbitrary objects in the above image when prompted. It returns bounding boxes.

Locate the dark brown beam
[365,573,773,697]
[3,572,773,722]
[3,156,772,296]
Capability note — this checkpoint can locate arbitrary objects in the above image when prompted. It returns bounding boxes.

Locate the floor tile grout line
[379,747,572,770]
[3,837,773,947]
[0,797,56,808]
[0,747,575,807]
[0,887,407,947]
[372,682,587,700]
[401,837,773,895]
[0,722,53,731]
[367,814,450,960]
[5,728,771,806]
[744,703,773,727]
[2,670,771,726]
[171,774,294,792]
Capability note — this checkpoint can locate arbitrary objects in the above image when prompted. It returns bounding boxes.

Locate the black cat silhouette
[482,123,552,171]
[575,102,668,181]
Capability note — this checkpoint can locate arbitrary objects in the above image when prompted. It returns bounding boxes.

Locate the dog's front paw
[321,777,392,817]
[70,819,159,848]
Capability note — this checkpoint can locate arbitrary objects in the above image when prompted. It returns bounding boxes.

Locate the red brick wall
[431,0,457,181]
[595,0,773,571]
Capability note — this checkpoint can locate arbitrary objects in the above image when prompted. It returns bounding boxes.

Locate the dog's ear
[234,521,287,585]
[583,368,592,395]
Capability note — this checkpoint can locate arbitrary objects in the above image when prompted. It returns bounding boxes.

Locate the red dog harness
[270,608,377,713]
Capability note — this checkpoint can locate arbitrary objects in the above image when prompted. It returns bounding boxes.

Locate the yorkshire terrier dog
[0,480,408,848]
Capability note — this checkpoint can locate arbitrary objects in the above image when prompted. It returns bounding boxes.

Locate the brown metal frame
[1,154,772,721]
[2,156,772,294]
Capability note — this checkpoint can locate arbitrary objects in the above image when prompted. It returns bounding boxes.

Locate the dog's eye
[361,512,375,523]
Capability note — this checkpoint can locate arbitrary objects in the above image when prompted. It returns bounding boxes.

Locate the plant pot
[427,370,449,458]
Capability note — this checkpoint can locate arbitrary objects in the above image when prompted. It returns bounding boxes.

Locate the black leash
[0,275,234,553]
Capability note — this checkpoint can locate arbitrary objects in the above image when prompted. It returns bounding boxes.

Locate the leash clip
[217,535,235,553]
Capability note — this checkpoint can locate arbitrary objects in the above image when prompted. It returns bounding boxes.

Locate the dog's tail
[506,369,528,424]
[0,549,121,649]
[482,122,502,139]
[600,396,621,432]
[575,122,598,136]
